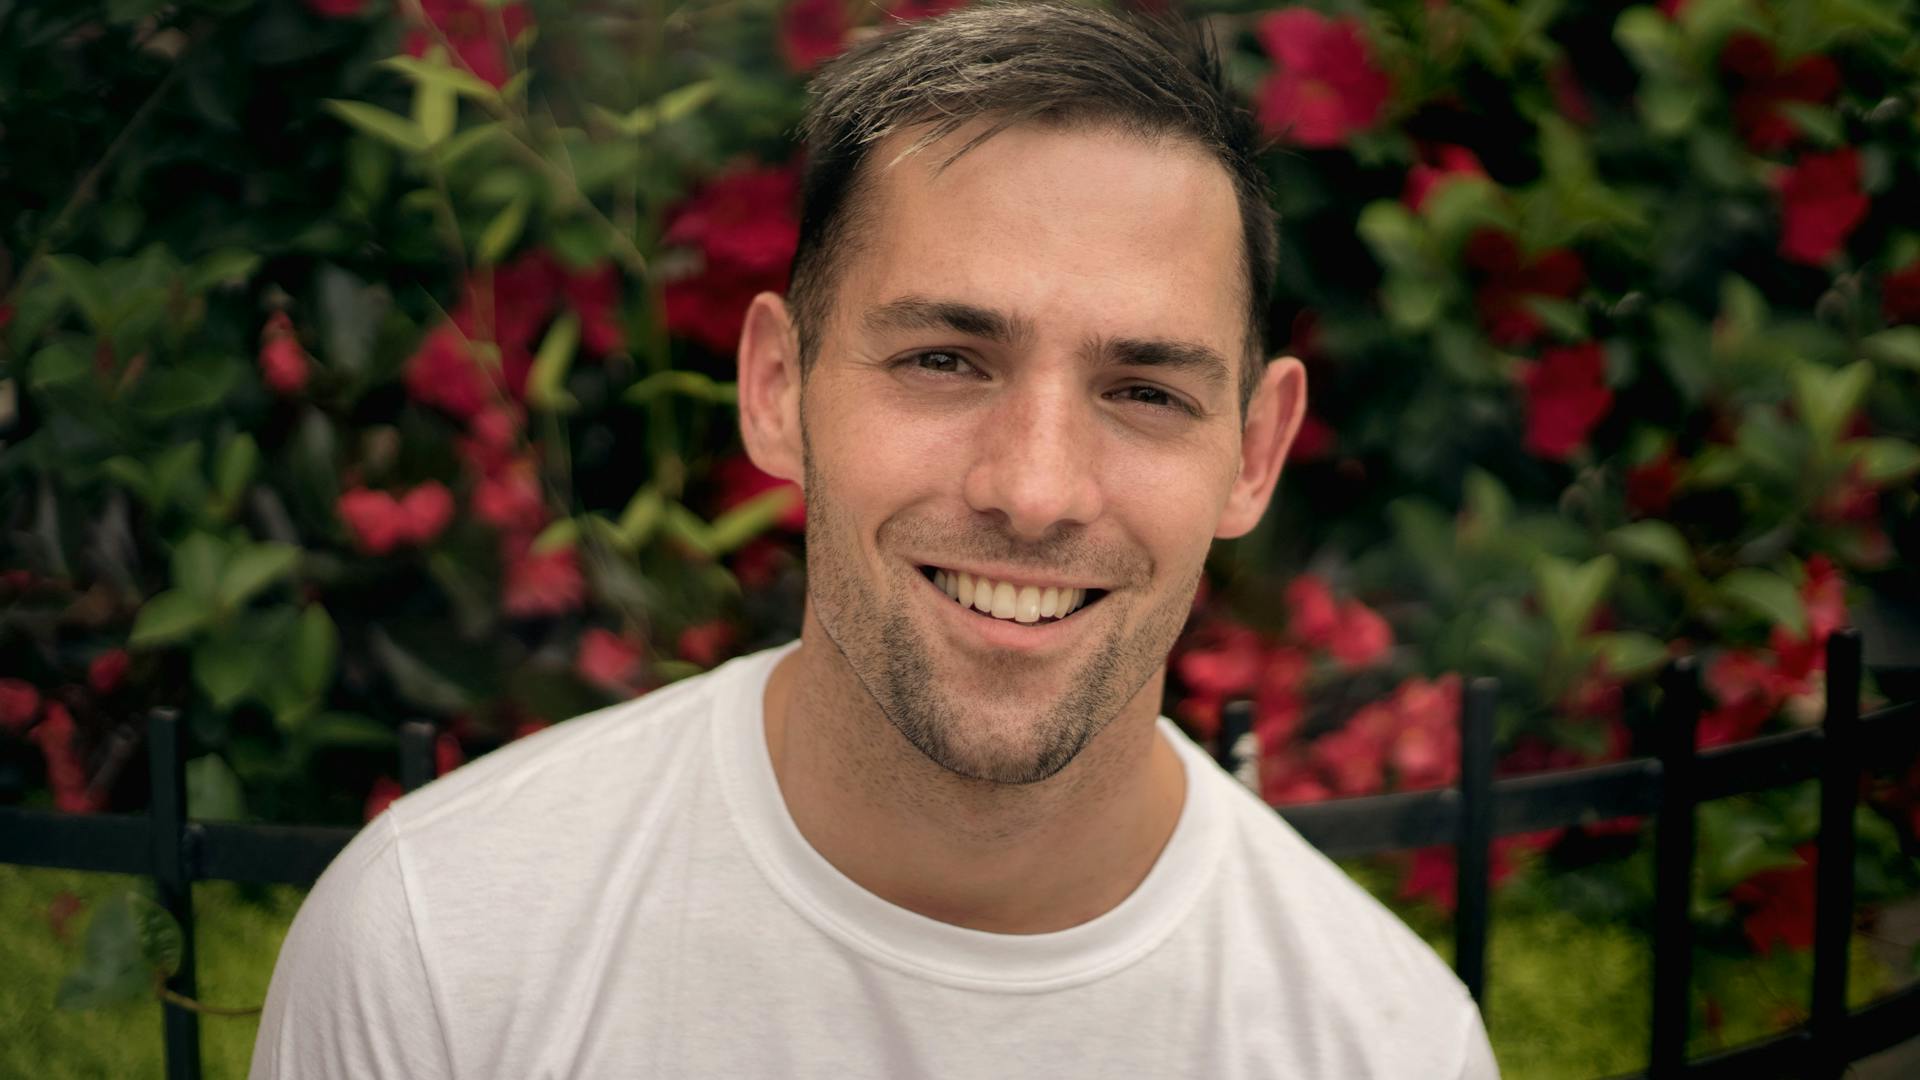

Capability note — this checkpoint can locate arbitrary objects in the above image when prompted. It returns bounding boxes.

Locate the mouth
[916,565,1109,627]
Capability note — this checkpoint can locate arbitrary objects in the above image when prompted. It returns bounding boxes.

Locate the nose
[960,374,1105,539]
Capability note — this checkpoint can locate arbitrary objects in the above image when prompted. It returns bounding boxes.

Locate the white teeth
[991,582,1017,619]
[1015,586,1042,623]
[932,569,1094,625]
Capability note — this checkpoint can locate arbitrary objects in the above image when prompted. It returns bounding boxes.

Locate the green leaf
[1380,272,1445,331]
[44,255,111,330]
[151,442,205,515]
[531,517,578,554]
[1356,201,1427,273]
[1790,359,1872,451]
[56,893,160,1010]
[131,590,212,648]
[192,632,257,710]
[170,532,227,600]
[217,543,299,609]
[1846,437,1920,484]
[298,712,396,755]
[322,100,430,154]
[1588,632,1670,679]
[1718,568,1807,637]
[185,754,247,822]
[128,893,183,978]
[708,486,801,556]
[1862,326,1920,369]
[409,49,459,146]
[378,54,500,102]
[290,604,338,698]
[1523,296,1589,340]
[1534,554,1618,645]
[614,485,665,550]
[434,122,502,170]
[1697,802,1803,897]
[661,502,717,558]
[1461,468,1512,535]
[368,627,473,712]
[1639,79,1705,137]
[477,192,531,266]
[1776,102,1844,147]
[527,311,579,411]
[622,370,738,406]
[184,249,262,293]
[1606,521,1692,573]
[28,342,92,392]
[215,433,258,508]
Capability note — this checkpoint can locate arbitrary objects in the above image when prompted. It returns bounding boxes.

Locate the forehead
[832,121,1246,352]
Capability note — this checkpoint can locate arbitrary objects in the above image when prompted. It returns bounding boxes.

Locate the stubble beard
[801,451,1197,787]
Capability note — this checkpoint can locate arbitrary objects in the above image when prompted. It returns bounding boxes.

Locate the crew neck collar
[710,642,1227,993]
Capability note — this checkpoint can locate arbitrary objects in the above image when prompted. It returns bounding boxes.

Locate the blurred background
[4,0,1920,1075]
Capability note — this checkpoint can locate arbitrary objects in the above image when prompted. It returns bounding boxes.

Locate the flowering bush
[3,0,1920,1051]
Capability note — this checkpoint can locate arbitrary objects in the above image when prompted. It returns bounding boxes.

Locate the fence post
[1454,676,1497,1007]
[148,707,202,1080]
[1810,627,1863,1078]
[399,720,436,793]
[1649,657,1701,1077]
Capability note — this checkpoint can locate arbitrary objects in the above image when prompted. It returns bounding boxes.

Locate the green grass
[0,861,1906,1078]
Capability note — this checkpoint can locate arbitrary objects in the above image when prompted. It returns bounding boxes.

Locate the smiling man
[253,4,1496,1078]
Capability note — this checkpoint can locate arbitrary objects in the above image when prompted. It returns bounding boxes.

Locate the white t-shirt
[251,643,1497,1079]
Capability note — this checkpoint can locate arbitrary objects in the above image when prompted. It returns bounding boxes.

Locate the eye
[900,350,980,377]
[1110,384,1195,414]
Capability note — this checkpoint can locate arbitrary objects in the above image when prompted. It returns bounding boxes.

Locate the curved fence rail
[2,629,1917,1078]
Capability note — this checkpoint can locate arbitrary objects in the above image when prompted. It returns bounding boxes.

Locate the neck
[762,621,1187,935]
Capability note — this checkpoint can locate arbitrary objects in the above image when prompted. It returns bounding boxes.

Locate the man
[252,3,1498,1077]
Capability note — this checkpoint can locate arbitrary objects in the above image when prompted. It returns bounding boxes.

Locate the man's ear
[736,292,805,486]
[1215,356,1307,540]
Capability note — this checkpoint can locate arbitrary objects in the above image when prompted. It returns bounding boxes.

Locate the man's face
[794,122,1268,785]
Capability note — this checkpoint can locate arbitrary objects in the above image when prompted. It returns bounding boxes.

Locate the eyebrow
[861,295,1034,343]
[862,294,1231,390]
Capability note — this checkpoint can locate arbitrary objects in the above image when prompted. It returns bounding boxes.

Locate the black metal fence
[3,628,1918,1079]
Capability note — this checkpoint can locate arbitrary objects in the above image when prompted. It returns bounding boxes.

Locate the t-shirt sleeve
[1454,1001,1501,1079]
[248,813,455,1080]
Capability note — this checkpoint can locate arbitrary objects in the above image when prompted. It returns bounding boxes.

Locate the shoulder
[1184,748,1493,1075]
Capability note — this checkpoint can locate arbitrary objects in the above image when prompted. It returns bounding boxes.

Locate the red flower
[1284,575,1341,647]
[471,455,545,530]
[258,312,310,396]
[404,0,532,89]
[1549,61,1595,127]
[1730,845,1818,954]
[30,702,101,814]
[1883,261,1920,324]
[562,262,625,355]
[576,628,647,693]
[1329,601,1393,669]
[1403,143,1487,213]
[1382,674,1463,790]
[712,454,806,531]
[87,650,129,696]
[0,678,41,733]
[1700,648,1796,748]
[1254,9,1393,148]
[1777,149,1868,266]
[1465,230,1586,347]
[404,326,499,421]
[1519,341,1613,461]
[1398,830,1562,914]
[1770,554,1847,683]
[364,775,403,822]
[780,0,848,72]
[677,620,738,669]
[503,543,586,618]
[337,483,453,554]
[1174,621,1266,701]
[1625,449,1679,517]
[1310,714,1389,796]
[1261,752,1333,806]
[1721,34,1840,154]
[662,164,801,353]
[435,732,465,776]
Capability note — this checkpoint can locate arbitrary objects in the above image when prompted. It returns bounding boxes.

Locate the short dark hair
[787,0,1278,412]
